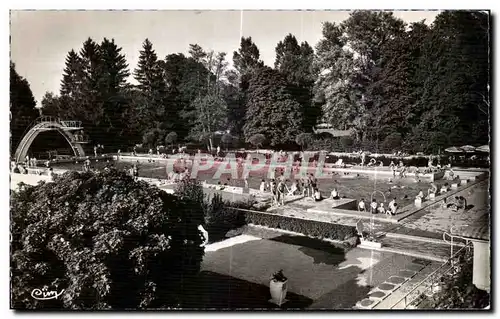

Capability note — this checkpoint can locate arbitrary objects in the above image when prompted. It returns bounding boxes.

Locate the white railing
[390,242,472,309]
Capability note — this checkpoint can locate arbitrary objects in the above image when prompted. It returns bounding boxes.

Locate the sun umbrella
[460,145,476,153]
[445,146,463,153]
[476,145,490,153]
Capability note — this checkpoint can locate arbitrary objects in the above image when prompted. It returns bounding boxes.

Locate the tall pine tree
[10,62,39,153]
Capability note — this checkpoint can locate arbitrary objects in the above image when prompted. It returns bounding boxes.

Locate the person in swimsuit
[270,180,277,205]
[428,182,438,197]
[388,198,397,215]
[314,188,323,202]
[358,199,366,212]
[303,177,310,197]
[377,203,386,214]
[277,180,286,206]
[330,188,340,200]
[370,199,378,214]
[310,174,317,196]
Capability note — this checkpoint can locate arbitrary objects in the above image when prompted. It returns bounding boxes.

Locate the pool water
[54,159,450,208]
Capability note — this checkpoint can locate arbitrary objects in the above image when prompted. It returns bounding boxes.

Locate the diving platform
[14,116,89,163]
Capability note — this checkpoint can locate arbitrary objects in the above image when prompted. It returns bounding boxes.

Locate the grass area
[54,159,450,209]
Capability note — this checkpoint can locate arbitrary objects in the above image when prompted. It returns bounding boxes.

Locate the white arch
[14,121,85,163]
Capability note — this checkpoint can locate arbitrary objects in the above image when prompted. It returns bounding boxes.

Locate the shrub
[174,178,205,206]
[221,133,234,150]
[203,195,251,243]
[142,130,156,148]
[248,134,266,149]
[165,132,178,147]
[381,133,403,153]
[340,136,354,152]
[295,133,314,151]
[307,138,337,152]
[10,169,205,309]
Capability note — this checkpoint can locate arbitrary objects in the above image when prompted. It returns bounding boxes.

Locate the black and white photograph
[8,5,491,311]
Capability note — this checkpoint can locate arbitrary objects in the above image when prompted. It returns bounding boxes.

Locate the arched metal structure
[313,126,353,137]
[14,116,87,163]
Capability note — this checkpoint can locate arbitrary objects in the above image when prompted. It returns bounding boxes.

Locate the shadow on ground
[182,271,313,309]
[310,278,373,309]
[269,235,347,266]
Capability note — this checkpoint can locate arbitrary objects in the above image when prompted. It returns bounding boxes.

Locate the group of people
[389,161,408,179]
[442,196,468,212]
[258,173,323,206]
[167,168,191,182]
[11,155,51,176]
[73,131,86,142]
[358,197,398,216]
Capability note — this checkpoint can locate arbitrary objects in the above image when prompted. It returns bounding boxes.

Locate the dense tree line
[314,11,489,153]
[10,10,489,155]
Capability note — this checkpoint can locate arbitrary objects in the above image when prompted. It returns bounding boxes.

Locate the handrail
[390,242,472,309]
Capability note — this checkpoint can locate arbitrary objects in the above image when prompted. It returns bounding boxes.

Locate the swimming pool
[53,158,450,209]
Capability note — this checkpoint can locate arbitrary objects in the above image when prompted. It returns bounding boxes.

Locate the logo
[31,287,65,301]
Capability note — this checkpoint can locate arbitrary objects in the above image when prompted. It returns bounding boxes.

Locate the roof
[314,128,353,137]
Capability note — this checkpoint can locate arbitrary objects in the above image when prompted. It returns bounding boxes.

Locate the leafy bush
[307,137,338,152]
[248,134,266,149]
[381,133,403,153]
[10,169,205,309]
[295,133,314,150]
[339,136,354,152]
[203,195,252,243]
[174,178,205,206]
[165,131,177,147]
[221,133,234,150]
[142,130,156,148]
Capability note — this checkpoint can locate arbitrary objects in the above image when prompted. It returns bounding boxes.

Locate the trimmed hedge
[241,210,357,241]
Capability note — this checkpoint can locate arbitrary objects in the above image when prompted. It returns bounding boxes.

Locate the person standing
[388,198,398,215]
[358,199,366,212]
[370,199,378,214]
[277,180,286,206]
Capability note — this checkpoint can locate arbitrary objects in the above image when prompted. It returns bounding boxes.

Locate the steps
[373,261,441,309]
[354,259,440,309]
